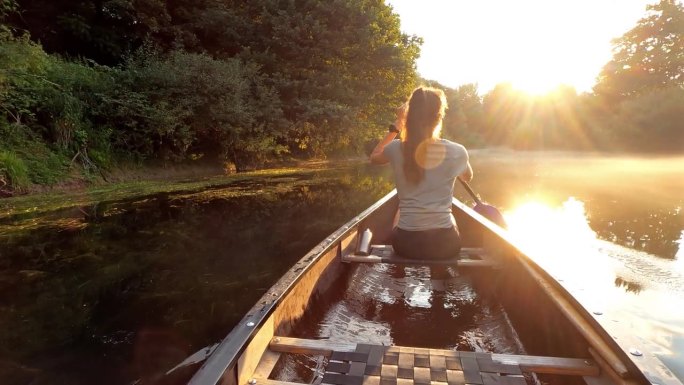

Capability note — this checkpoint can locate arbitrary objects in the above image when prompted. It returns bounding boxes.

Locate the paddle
[457,177,507,228]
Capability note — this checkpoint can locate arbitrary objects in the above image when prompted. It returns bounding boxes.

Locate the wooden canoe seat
[342,245,500,269]
[252,337,600,385]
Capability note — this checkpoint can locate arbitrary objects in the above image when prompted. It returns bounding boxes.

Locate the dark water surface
[0,153,682,384]
[0,167,393,384]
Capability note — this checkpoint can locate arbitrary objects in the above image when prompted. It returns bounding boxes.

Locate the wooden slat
[268,337,600,378]
[414,367,431,385]
[341,254,498,268]
[258,379,308,385]
[370,246,485,257]
[461,356,483,384]
[446,369,466,385]
[491,354,598,376]
[365,345,385,376]
[327,362,351,373]
[252,350,281,381]
[384,351,399,366]
[397,351,414,379]
[588,348,642,385]
[430,354,447,371]
[476,355,521,375]
[363,376,381,385]
[381,363,398,380]
[322,372,364,385]
[270,336,356,356]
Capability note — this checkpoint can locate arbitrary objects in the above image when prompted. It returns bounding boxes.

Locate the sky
[386,0,655,94]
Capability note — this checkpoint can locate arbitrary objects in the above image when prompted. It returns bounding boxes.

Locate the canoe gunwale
[188,190,399,385]
[451,198,650,385]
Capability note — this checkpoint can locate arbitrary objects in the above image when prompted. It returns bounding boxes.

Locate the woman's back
[369,86,472,260]
[383,138,469,230]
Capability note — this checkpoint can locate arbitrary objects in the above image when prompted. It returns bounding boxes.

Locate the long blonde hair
[401,87,447,184]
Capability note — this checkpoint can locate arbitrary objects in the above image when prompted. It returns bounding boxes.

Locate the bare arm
[369,103,408,165]
[369,131,398,164]
[460,161,473,182]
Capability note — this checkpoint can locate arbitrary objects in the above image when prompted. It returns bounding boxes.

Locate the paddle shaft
[457,177,507,227]
[457,177,483,205]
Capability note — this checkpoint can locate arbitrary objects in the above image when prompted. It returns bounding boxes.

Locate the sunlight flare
[504,198,611,280]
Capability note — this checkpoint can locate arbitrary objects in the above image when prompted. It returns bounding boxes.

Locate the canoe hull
[186,190,651,385]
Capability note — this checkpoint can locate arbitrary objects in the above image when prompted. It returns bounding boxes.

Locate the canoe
[181,190,657,385]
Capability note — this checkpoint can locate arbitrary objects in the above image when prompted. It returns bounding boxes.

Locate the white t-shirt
[383,139,469,231]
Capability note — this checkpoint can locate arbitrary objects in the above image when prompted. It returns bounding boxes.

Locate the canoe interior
[188,191,650,385]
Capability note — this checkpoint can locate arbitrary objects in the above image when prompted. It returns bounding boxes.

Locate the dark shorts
[392,226,462,260]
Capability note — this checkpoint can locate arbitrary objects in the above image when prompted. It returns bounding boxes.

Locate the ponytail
[402,87,447,184]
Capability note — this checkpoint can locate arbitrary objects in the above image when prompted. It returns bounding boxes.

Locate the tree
[594,0,684,101]
[226,0,421,157]
[6,0,172,65]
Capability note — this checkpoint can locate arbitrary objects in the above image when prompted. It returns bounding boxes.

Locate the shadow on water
[0,166,393,385]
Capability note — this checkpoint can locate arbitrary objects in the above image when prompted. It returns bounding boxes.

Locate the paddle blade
[473,203,507,228]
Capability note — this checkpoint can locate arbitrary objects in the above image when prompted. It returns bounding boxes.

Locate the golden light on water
[675,230,684,273]
[503,197,615,282]
[505,197,598,256]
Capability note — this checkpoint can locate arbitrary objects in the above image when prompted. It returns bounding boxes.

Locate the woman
[370,86,473,260]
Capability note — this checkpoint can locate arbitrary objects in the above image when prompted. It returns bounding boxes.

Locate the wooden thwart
[341,245,498,268]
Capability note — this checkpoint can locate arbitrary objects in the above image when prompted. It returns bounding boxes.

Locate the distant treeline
[0,0,682,191]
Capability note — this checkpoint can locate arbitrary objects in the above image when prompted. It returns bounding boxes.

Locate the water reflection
[0,166,394,385]
[500,196,684,382]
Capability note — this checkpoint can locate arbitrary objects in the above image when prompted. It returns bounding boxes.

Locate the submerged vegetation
[0,164,348,222]
[0,0,683,194]
[0,165,393,384]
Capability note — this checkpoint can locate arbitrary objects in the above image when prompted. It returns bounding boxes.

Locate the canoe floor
[249,336,600,385]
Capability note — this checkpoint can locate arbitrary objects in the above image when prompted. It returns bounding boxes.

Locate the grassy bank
[0,160,356,222]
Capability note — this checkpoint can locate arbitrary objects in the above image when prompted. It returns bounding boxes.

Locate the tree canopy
[1,0,421,190]
[594,0,684,101]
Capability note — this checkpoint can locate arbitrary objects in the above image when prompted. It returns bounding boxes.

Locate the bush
[99,48,287,169]
[1,34,116,179]
[0,150,29,190]
[0,121,68,185]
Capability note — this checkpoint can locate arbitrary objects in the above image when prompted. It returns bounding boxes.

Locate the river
[0,151,681,385]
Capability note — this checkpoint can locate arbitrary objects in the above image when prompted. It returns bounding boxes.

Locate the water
[0,167,393,384]
[0,152,682,384]
[468,151,684,383]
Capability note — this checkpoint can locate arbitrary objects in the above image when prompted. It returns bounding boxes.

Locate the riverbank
[0,159,359,221]
[4,148,683,221]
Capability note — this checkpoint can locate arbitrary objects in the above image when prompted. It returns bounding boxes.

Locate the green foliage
[0,34,50,126]
[0,121,68,186]
[595,0,684,102]
[98,49,287,168]
[603,86,684,152]
[0,150,29,189]
[2,0,421,178]
[0,34,114,180]
[7,0,161,64]
[194,0,422,157]
[442,83,486,147]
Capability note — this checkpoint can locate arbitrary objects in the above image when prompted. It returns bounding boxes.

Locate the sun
[389,0,650,95]
[491,21,587,96]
